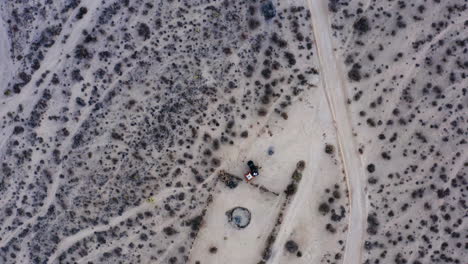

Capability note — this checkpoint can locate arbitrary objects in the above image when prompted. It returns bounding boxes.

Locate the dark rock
[325,144,335,154]
[137,23,151,41]
[353,17,370,33]
[328,0,340,12]
[74,45,92,60]
[75,97,86,106]
[367,164,375,173]
[248,19,261,30]
[367,214,379,235]
[285,240,299,253]
[267,146,274,155]
[319,202,330,215]
[261,2,276,20]
[284,183,297,196]
[326,223,336,233]
[72,133,83,149]
[162,226,178,236]
[187,215,203,231]
[71,69,83,81]
[18,72,31,84]
[13,126,24,135]
[296,160,306,172]
[261,68,272,79]
[284,52,296,66]
[76,7,88,19]
[348,64,362,81]
[226,180,238,189]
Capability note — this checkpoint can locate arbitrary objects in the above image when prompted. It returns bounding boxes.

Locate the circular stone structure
[226,207,251,229]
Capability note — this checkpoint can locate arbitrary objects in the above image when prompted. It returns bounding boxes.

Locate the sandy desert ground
[0,0,466,264]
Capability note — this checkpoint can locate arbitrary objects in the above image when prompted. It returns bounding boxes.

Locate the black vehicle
[247,160,259,176]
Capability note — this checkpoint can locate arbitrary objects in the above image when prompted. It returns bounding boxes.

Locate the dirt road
[306,1,367,264]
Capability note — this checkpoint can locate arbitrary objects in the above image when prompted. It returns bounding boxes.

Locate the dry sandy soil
[0,0,466,264]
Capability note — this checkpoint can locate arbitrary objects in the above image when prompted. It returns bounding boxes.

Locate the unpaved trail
[44,185,194,264]
[306,1,367,264]
[267,94,324,264]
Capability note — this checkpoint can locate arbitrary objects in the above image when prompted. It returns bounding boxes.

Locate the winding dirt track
[306,1,367,263]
